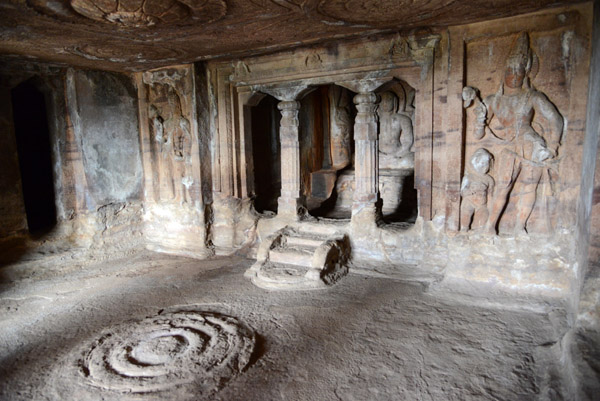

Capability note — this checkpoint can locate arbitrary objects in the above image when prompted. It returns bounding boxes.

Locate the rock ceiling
[0,0,585,72]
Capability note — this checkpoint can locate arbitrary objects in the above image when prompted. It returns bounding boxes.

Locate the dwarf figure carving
[460,149,495,232]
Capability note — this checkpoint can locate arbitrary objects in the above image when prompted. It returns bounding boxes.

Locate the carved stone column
[277,100,303,218]
[352,91,379,220]
[260,84,312,220]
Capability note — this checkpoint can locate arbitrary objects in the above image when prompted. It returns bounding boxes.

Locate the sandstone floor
[0,251,571,400]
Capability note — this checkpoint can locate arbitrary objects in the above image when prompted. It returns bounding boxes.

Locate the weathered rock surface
[0,252,578,400]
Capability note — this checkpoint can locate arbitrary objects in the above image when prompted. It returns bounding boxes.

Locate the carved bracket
[257,83,314,101]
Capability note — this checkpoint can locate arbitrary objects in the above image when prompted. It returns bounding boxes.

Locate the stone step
[285,235,325,249]
[294,221,344,237]
[269,247,314,267]
[260,261,310,279]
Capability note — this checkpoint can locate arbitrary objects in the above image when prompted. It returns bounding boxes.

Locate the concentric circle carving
[27,0,226,28]
[317,0,453,25]
[72,309,255,394]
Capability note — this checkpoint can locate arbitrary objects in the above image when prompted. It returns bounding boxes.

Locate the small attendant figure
[460,149,495,232]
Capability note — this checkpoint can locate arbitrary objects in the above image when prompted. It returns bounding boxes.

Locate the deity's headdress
[506,32,533,75]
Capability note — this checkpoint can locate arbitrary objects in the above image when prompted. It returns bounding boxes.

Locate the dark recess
[251,95,281,213]
[11,80,56,234]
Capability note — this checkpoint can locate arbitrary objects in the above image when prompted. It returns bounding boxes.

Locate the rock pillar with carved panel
[277,100,304,218]
[352,91,380,223]
[134,64,211,258]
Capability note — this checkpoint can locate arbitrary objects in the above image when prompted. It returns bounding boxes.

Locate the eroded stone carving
[463,32,563,234]
[68,0,227,27]
[460,149,494,232]
[305,52,323,68]
[234,61,251,79]
[329,85,352,170]
[377,90,414,170]
[144,69,193,203]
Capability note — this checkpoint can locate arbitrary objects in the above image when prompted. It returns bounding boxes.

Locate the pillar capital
[277,100,300,111]
[260,84,313,102]
[354,92,379,129]
[353,92,378,106]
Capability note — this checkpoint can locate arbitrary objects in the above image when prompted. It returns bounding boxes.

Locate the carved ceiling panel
[0,0,585,71]
[27,0,227,27]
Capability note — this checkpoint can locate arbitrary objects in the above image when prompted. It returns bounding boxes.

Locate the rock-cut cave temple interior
[0,1,599,400]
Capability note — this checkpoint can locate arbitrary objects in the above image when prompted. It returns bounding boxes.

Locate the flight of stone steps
[244,222,350,290]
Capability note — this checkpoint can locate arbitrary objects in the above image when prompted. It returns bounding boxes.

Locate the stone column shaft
[352,92,379,214]
[277,100,302,216]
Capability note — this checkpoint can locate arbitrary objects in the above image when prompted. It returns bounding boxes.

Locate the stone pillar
[352,91,379,222]
[277,100,303,218]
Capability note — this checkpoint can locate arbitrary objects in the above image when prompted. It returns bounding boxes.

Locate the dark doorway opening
[301,84,356,219]
[11,80,57,234]
[251,94,281,214]
[382,171,419,224]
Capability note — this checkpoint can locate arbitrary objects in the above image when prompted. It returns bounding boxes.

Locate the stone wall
[572,1,600,398]
[202,3,593,298]
[0,3,595,302]
[66,69,143,207]
[0,67,147,257]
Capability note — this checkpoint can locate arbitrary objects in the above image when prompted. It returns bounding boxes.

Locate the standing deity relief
[144,70,194,204]
[461,32,564,235]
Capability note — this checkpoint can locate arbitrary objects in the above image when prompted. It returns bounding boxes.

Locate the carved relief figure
[463,32,563,234]
[377,90,414,169]
[329,85,352,170]
[460,149,494,232]
[145,70,193,204]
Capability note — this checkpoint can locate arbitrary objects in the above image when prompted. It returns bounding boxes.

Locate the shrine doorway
[302,84,356,219]
[250,94,281,214]
[11,79,57,234]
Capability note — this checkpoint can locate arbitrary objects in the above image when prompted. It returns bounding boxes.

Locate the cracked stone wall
[66,69,143,207]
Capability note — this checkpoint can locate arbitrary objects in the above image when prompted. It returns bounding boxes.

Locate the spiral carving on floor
[77,309,256,394]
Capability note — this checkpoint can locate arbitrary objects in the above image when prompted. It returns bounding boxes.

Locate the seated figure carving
[377,91,414,170]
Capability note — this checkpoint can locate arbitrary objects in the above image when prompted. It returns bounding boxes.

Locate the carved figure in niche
[148,82,193,204]
[460,149,494,232]
[463,32,563,234]
[329,85,352,170]
[378,90,414,170]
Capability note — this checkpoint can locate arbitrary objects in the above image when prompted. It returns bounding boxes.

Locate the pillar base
[351,201,379,228]
[277,196,305,221]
